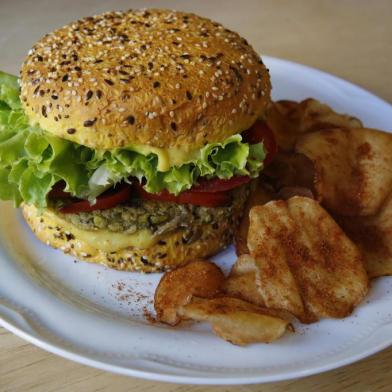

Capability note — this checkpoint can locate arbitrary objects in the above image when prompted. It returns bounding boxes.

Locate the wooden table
[1,0,391,390]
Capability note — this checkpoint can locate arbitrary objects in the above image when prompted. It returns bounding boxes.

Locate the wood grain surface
[1,0,392,391]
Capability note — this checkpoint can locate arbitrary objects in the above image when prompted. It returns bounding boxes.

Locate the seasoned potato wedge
[266,98,362,151]
[154,260,225,325]
[179,297,291,345]
[262,151,315,197]
[223,254,265,306]
[335,193,392,278]
[234,180,275,256]
[248,197,368,322]
[296,127,392,216]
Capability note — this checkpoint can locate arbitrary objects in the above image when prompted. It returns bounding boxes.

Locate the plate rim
[1,55,392,385]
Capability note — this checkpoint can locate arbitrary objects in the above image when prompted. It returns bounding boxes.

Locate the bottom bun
[22,188,248,272]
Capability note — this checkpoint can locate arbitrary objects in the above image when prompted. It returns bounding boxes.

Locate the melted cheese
[46,209,157,251]
[131,144,199,171]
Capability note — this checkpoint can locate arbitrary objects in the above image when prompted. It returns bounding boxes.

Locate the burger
[0,9,272,272]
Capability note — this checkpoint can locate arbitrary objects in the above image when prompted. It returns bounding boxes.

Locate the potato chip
[154,260,225,325]
[266,98,362,151]
[335,193,392,278]
[223,254,265,306]
[179,297,291,345]
[262,151,315,196]
[234,180,275,256]
[248,197,368,322]
[296,128,392,216]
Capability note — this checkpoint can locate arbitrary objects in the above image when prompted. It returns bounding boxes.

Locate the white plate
[1,56,392,385]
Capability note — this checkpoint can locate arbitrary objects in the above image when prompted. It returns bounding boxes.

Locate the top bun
[20,9,271,150]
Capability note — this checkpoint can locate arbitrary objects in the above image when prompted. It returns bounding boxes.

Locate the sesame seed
[67,128,76,134]
[170,122,177,131]
[83,118,97,127]
[169,111,175,118]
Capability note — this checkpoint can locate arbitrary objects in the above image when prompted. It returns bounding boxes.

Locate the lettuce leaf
[0,71,265,207]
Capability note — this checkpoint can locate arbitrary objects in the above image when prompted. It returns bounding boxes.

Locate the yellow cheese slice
[130,143,199,171]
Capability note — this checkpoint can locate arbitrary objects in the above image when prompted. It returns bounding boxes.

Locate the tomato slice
[192,175,251,193]
[242,120,277,165]
[59,183,132,214]
[134,182,231,208]
[48,181,70,198]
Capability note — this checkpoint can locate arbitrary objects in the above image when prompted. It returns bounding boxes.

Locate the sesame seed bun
[20,9,271,150]
[22,185,248,272]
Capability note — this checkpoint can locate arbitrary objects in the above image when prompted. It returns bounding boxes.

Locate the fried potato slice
[154,260,225,325]
[223,254,265,306]
[234,180,275,256]
[296,128,392,216]
[178,297,291,345]
[262,151,315,196]
[266,98,362,151]
[248,197,368,322]
[335,193,392,278]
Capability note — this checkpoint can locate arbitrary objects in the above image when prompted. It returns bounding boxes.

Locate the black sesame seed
[86,90,93,100]
[186,91,193,100]
[62,74,69,82]
[96,90,103,99]
[74,66,82,72]
[140,256,149,265]
[170,122,177,131]
[148,62,153,70]
[126,115,135,125]
[51,95,58,100]
[41,105,47,117]
[36,55,43,62]
[94,59,103,64]
[33,85,40,95]
[83,118,97,127]
[104,79,114,86]
[67,128,76,134]
[180,54,191,59]
[39,90,45,96]
[153,81,160,88]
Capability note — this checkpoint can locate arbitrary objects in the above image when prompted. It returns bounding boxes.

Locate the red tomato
[48,181,70,198]
[59,183,132,214]
[192,175,251,193]
[242,120,277,165]
[134,182,231,208]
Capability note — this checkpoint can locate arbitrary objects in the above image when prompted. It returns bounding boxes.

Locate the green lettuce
[0,71,265,207]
